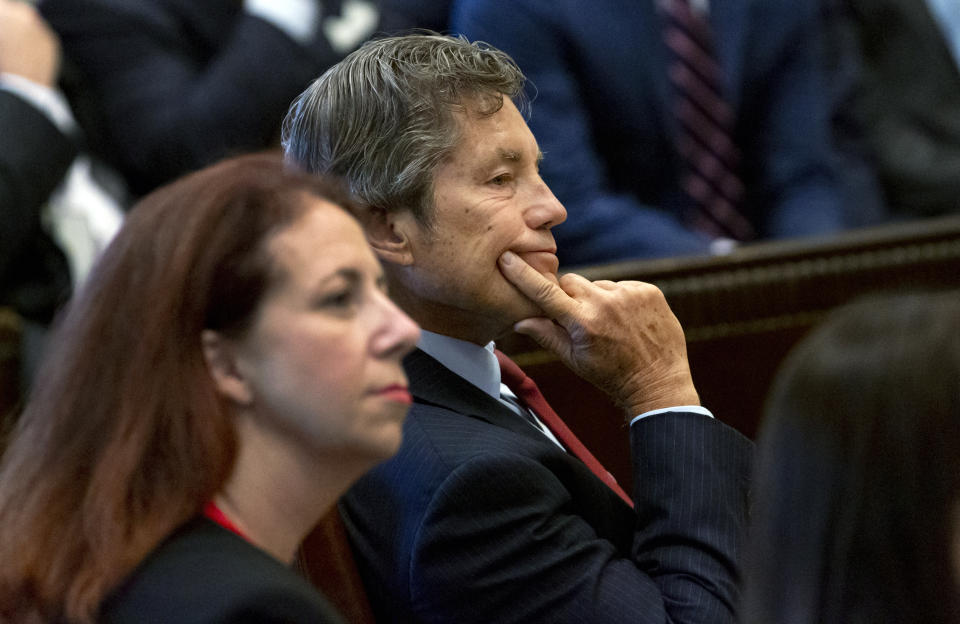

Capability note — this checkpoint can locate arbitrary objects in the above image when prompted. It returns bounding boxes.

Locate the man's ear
[201,330,253,406]
[361,206,415,266]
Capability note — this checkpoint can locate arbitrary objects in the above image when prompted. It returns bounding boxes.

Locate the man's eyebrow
[497,148,521,162]
[494,148,545,164]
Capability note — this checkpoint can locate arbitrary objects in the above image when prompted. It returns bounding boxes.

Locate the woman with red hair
[0,152,420,623]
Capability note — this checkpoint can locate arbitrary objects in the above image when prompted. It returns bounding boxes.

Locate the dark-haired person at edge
[741,291,960,624]
[284,33,753,624]
[0,153,421,623]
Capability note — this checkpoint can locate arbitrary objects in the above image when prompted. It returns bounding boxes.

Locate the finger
[499,251,577,320]
[513,317,572,359]
[593,280,617,291]
[556,271,593,297]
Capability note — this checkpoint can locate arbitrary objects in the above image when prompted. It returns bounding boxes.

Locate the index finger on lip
[499,251,575,320]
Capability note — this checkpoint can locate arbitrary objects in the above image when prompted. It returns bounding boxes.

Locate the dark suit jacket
[833,0,960,217]
[39,0,343,196]
[341,349,754,623]
[377,0,453,34]
[452,0,887,265]
[0,90,74,323]
[101,517,346,623]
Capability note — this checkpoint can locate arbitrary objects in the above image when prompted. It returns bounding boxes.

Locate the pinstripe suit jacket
[341,349,753,623]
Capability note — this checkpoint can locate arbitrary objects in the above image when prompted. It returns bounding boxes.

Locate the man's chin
[494,271,557,331]
[502,296,548,328]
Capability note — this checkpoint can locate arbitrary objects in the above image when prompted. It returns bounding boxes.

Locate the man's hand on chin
[497,250,700,418]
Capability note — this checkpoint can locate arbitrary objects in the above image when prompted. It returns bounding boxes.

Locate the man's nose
[525,178,567,230]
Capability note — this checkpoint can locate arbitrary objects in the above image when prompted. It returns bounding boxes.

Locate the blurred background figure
[825,0,960,219]
[0,153,420,623]
[452,0,888,266]
[741,290,960,624]
[0,0,125,391]
[37,0,379,197]
[377,0,452,34]
[0,0,73,329]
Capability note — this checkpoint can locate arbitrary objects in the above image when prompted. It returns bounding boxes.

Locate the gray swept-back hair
[282,33,527,224]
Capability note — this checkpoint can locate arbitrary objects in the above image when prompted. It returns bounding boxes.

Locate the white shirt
[243,0,378,54]
[417,330,564,446]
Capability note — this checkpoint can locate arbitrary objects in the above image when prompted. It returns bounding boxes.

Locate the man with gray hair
[283,33,752,624]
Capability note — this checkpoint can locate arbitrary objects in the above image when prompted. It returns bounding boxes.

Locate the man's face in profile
[390,97,568,342]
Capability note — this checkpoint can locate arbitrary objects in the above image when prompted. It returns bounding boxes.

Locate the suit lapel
[403,349,553,444]
[405,349,636,532]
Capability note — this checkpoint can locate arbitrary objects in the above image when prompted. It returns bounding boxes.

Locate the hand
[498,250,700,417]
[0,0,61,87]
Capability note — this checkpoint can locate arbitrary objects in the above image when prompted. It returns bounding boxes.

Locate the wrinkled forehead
[446,97,538,163]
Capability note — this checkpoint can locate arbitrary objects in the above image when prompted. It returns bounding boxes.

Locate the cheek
[298,338,364,393]
[262,332,364,408]
[260,343,369,446]
[456,223,518,279]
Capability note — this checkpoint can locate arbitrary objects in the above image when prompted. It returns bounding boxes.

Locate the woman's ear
[201,330,253,406]
[361,206,415,266]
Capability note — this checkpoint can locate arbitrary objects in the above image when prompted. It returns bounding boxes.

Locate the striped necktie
[495,350,634,507]
[663,0,755,241]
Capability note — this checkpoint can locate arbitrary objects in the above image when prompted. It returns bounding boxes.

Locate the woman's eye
[318,289,354,309]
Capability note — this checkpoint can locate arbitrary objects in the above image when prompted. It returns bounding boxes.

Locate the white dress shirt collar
[416,330,502,399]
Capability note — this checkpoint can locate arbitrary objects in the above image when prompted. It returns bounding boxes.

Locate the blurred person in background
[0,0,124,389]
[38,0,379,197]
[825,0,960,218]
[377,0,453,34]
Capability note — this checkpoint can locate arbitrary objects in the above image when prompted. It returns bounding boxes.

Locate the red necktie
[663,0,755,241]
[495,350,634,507]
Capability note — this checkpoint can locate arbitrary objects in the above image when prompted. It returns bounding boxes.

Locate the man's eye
[489,174,511,186]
